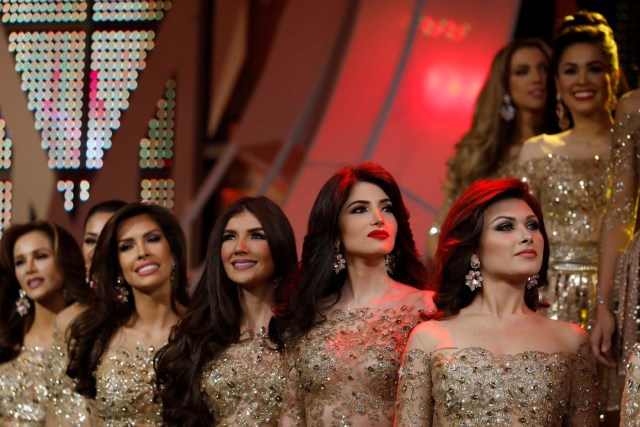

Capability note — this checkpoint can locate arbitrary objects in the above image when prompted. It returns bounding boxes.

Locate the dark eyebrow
[118,228,161,243]
[223,227,265,234]
[345,198,392,210]
[489,214,538,225]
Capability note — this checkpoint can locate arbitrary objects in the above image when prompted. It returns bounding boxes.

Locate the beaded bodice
[47,329,90,426]
[201,328,285,426]
[396,344,598,426]
[281,292,432,426]
[519,154,609,265]
[0,347,48,426]
[91,344,162,426]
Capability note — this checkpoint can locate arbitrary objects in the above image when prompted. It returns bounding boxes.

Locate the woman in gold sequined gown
[621,342,640,424]
[591,90,640,372]
[427,38,556,258]
[395,178,598,426]
[271,162,437,426]
[155,197,297,426]
[47,200,125,426]
[515,11,622,416]
[0,221,91,426]
[62,203,190,426]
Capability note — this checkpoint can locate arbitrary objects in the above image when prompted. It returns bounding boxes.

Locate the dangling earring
[464,254,483,291]
[15,289,31,317]
[385,254,395,274]
[333,243,346,274]
[556,93,570,130]
[500,93,515,121]
[526,274,539,290]
[115,276,129,303]
[170,262,176,285]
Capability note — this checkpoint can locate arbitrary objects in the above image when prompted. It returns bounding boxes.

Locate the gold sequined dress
[395,343,598,426]
[88,344,163,426]
[201,327,285,426]
[602,110,640,377]
[621,342,640,424]
[0,347,49,426]
[280,292,432,426]
[518,153,609,329]
[46,330,90,426]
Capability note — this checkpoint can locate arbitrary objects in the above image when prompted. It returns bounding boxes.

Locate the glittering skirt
[538,261,597,330]
[538,261,622,411]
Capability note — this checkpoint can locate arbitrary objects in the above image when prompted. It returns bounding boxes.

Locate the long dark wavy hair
[434,178,550,316]
[66,203,190,397]
[154,196,297,426]
[271,162,428,345]
[0,221,89,363]
[552,10,621,129]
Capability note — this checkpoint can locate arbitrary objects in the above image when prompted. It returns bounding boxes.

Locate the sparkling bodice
[0,347,48,426]
[519,153,609,265]
[281,291,432,426]
[47,329,90,426]
[201,328,285,426]
[396,344,598,426]
[90,344,162,426]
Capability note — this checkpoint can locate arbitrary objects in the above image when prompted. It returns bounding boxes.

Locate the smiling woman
[61,203,190,426]
[514,10,622,416]
[155,196,297,426]
[0,221,89,425]
[270,162,436,426]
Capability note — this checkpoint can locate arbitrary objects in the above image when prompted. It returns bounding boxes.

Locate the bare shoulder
[406,319,449,353]
[518,134,553,162]
[389,283,437,315]
[55,302,88,335]
[538,316,589,352]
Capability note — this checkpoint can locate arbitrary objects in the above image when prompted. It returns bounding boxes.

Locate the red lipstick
[368,230,389,239]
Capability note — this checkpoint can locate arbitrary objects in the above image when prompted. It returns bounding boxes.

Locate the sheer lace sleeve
[598,112,640,305]
[394,347,432,426]
[279,341,306,426]
[567,343,598,427]
[621,343,640,424]
[46,329,90,426]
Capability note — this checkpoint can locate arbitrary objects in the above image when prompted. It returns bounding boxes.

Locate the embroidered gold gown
[201,327,285,426]
[280,291,433,426]
[0,347,49,426]
[395,343,598,426]
[518,153,609,330]
[47,330,90,426]
[88,344,163,426]
[621,342,640,424]
[601,109,640,376]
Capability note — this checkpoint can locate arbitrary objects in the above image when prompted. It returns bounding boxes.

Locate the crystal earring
[556,93,570,130]
[385,254,395,274]
[333,243,346,274]
[526,274,539,290]
[500,93,515,121]
[15,289,31,317]
[115,276,129,303]
[464,254,483,291]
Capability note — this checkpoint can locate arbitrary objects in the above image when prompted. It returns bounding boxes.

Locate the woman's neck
[24,301,64,348]
[340,256,393,307]
[238,284,275,333]
[129,289,182,332]
[465,277,529,319]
